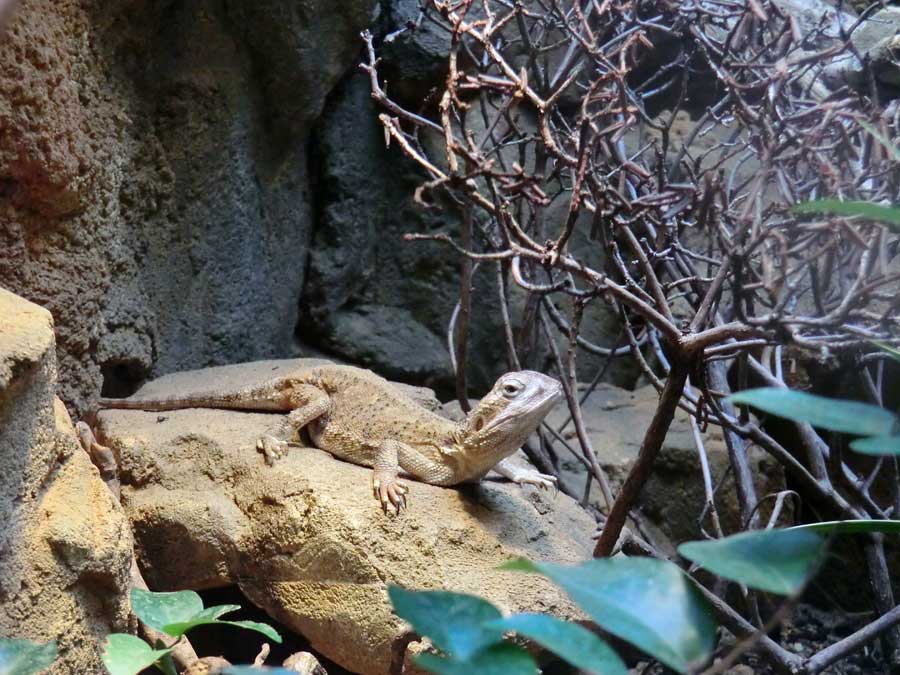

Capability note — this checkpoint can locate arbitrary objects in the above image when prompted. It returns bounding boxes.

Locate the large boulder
[0,288,133,674]
[94,359,595,675]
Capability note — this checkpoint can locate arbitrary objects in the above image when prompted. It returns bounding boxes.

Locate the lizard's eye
[502,382,521,396]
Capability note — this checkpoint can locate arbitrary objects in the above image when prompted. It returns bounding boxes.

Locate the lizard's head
[460,371,563,456]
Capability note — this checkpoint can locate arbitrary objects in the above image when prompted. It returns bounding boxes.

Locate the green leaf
[503,557,715,673]
[387,586,504,660]
[415,644,538,675]
[850,436,900,455]
[488,614,627,675]
[792,200,900,229]
[789,520,900,535]
[0,638,58,675]
[678,529,825,595]
[727,388,899,437]
[130,588,204,633]
[131,589,281,643]
[101,634,174,675]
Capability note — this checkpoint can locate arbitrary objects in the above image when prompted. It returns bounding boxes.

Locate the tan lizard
[97,362,563,513]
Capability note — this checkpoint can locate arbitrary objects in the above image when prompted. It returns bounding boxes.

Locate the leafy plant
[389,527,830,675]
[0,638,57,675]
[102,589,281,675]
[792,200,900,230]
[728,388,900,455]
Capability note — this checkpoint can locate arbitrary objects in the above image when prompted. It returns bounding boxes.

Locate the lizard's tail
[96,395,278,412]
[97,396,215,411]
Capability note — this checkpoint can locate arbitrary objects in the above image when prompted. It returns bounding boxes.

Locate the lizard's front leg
[257,385,332,465]
[493,456,557,490]
[372,440,411,514]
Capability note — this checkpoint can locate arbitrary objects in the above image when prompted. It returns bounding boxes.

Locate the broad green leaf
[221,668,300,675]
[131,589,281,643]
[101,634,174,675]
[415,644,538,675]
[678,529,825,595]
[789,520,900,535]
[850,436,900,455]
[388,586,504,660]
[130,588,204,633]
[0,638,58,675]
[488,614,627,675]
[161,617,281,644]
[503,558,715,673]
[859,120,900,163]
[727,388,898,437]
[792,200,900,229]
[871,341,900,364]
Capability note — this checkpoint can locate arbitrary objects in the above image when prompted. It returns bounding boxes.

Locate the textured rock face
[0,289,133,674]
[0,0,375,417]
[94,360,594,675]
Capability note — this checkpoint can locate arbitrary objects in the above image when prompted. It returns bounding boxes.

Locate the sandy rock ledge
[95,359,596,675]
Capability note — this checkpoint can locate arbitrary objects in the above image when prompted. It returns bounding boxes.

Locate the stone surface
[547,383,788,544]
[0,288,133,674]
[94,360,595,675]
[0,0,376,418]
[824,7,900,91]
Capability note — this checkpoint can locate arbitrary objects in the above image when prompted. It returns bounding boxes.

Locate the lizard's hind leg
[257,385,332,465]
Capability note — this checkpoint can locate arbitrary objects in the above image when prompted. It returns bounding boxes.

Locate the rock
[0,288,133,674]
[824,7,900,91]
[313,305,453,390]
[94,360,595,675]
[303,72,511,393]
[547,383,788,544]
[0,0,375,418]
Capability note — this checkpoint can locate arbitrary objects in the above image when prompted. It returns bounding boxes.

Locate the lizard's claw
[257,435,289,466]
[514,470,558,491]
[372,472,409,515]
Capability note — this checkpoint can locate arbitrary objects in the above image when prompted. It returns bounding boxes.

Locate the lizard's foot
[257,435,289,466]
[372,470,409,515]
[512,469,558,490]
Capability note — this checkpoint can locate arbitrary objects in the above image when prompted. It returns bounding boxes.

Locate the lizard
[96,362,563,513]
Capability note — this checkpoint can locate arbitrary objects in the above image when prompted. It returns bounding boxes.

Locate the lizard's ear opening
[473,416,485,431]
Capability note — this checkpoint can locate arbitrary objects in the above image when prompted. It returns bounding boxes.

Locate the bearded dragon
[97,362,563,513]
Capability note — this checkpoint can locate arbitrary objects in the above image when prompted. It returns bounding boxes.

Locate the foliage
[792,200,900,230]
[102,635,175,675]
[102,589,281,675]
[129,589,281,642]
[390,528,828,675]
[728,388,900,455]
[0,638,57,675]
[678,529,825,595]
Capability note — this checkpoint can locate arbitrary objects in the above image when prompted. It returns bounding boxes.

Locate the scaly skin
[97,363,563,513]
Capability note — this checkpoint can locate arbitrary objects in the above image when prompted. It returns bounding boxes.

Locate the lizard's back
[309,364,458,448]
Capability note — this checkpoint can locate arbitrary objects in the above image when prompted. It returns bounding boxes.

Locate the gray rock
[303,72,510,393]
[313,304,453,388]
[824,8,900,90]
[94,360,596,675]
[0,289,133,674]
[547,383,789,544]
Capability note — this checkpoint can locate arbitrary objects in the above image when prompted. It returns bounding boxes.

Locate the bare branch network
[363,0,900,673]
